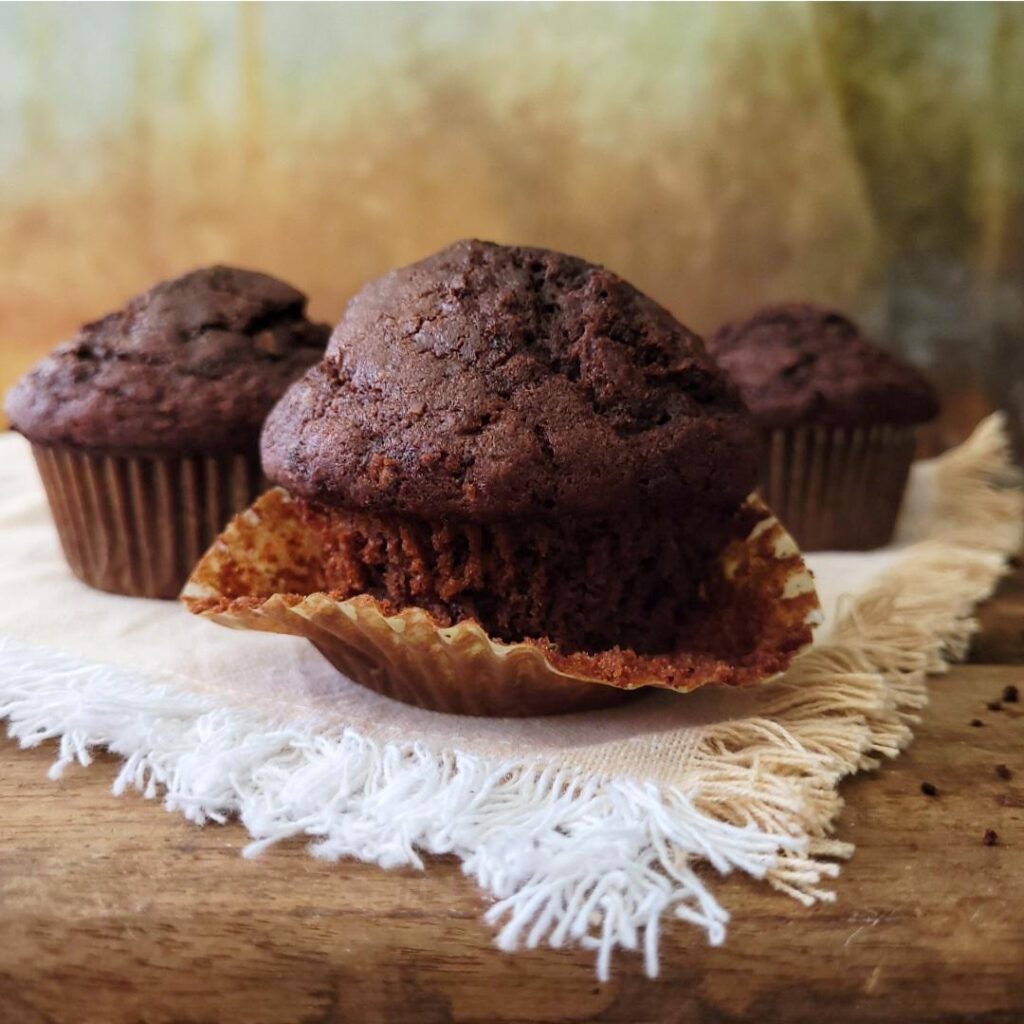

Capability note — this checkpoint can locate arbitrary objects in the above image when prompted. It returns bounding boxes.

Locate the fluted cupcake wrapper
[32,443,263,599]
[181,487,822,717]
[762,425,917,552]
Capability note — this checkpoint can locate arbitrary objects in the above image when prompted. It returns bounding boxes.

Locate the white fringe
[1,414,1020,980]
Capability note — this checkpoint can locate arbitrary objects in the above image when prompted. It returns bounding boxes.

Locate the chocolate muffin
[6,266,330,597]
[262,239,761,659]
[708,302,939,550]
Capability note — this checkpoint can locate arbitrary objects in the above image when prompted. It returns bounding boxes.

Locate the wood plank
[971,562,1024,665]
[1,658,1023,1024]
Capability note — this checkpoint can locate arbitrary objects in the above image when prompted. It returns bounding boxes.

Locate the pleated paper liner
[762,424,917,551]
[182,488,822,717]
[32,443,263,599]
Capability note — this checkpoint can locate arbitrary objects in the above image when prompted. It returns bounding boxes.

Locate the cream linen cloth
[1,417,1020,979]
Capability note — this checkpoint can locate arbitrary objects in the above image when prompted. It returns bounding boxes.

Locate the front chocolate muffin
[6,266,330,597]
[186,241,821,715]
[262,239,761,658]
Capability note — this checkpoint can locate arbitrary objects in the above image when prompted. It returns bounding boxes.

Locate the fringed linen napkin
[0,415,1020,980]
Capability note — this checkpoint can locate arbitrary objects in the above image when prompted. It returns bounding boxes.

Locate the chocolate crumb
[706,303,939,430]
[1003,685,1019,704]
[983,829,998,846]
[970,719,984,727]
[5,266,330,454]
[920,782,938,797]
[996,764,1013,781]
[263,239,760,522]
[987,701,1003,712]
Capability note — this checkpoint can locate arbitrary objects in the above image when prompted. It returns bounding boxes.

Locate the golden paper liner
[182,488,822,717]
[762,425,917,551]
[32,443,263,599]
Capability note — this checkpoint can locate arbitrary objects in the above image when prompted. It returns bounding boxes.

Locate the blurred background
[1,2,1022,449]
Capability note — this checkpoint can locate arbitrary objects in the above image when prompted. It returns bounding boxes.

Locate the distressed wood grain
[1,595,1023,1023]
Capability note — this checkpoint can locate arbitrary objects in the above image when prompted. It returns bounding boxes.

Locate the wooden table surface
[2,570,1023,1024]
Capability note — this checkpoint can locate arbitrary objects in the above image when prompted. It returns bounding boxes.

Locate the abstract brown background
[2,2,1022,447]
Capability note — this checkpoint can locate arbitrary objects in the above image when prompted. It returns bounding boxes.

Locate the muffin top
[262,239,759,521]
[6,266,330,455]
[707,302,939,430]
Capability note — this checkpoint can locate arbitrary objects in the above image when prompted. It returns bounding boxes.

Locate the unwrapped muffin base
[32,443,262,599]
[182,488,821,717]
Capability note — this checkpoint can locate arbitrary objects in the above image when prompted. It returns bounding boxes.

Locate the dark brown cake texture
[7,265,330,455]
[707,303,939,430]
[263,239,761,655]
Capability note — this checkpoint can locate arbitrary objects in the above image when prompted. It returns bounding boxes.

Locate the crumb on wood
[970,719,984,727]
[920,782,938,797]
[987,701,1003,712]
[1003,685,1019,704]
[996,764,1013,781]
[983,829,999,846]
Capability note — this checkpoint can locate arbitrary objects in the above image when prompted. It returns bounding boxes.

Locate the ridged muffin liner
[762,424,917,552]
[181,487,822,717]
[31,443,263,599]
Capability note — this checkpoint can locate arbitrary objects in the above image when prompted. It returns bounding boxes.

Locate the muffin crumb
[1002,685,1019,704]
[983,829,999,847]
[996,764,1013,781]
[970,719,984,727]
[920,782,938,797]
[5,265,329,455]
[262,238,759,521]
[707,302,939,430]
[987,701,1003,712]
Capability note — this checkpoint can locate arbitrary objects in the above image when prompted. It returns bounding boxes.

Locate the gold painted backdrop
[2,2,1023,446]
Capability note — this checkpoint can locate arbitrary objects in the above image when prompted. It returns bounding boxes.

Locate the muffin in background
[707,302,940,551]
[5,266,330,598]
